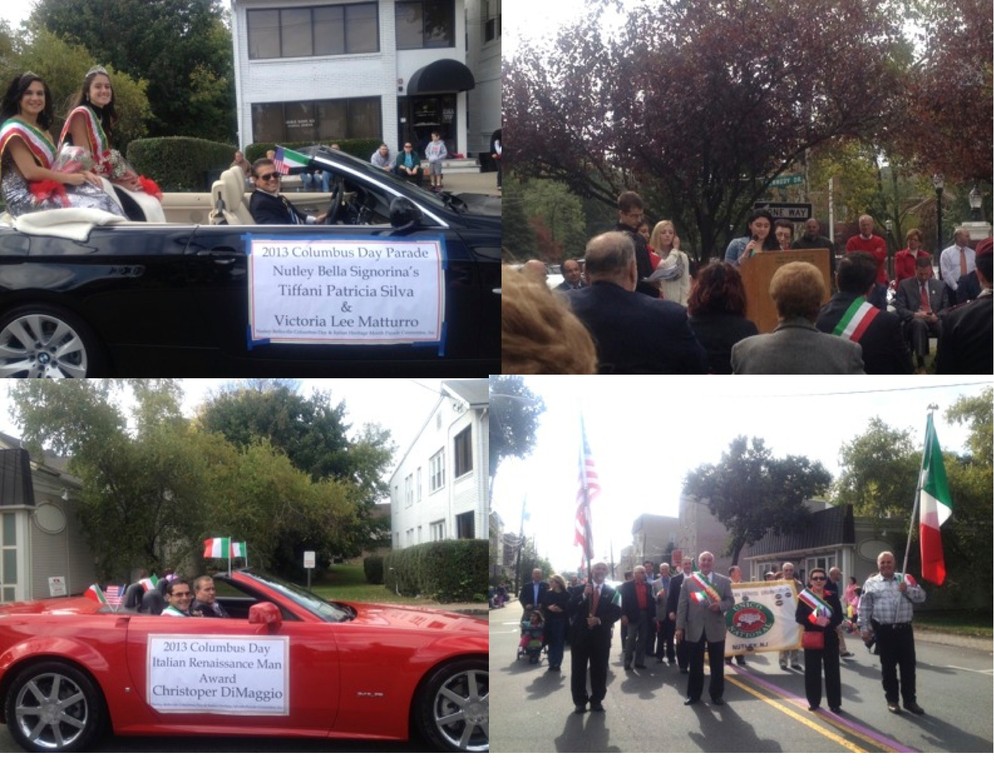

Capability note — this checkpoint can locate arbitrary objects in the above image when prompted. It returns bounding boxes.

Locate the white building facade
[229,0,498,159]
[389,380,488,549]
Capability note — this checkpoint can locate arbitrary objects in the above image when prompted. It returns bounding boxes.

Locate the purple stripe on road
[730,665,918,753]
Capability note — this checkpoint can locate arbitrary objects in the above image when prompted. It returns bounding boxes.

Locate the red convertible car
[0,570,488,752]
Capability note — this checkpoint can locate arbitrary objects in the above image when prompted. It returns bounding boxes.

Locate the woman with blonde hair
[649,220,692,305]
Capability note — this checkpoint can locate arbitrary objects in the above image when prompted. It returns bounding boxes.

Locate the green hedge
[127,136,236,192]
[384,540,488,602]
[363,555,384,585]
[245,138,382,164]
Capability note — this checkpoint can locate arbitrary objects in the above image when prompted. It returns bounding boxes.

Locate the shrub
[363,556,384,585]
[383,540,487,602]
[245,138,382,164]
[127,136,236,192]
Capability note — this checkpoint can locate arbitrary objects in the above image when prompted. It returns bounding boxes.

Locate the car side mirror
[389,197,422,231]
[248,601,282,631]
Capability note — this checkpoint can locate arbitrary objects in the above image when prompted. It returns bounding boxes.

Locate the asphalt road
[490,607,993,753]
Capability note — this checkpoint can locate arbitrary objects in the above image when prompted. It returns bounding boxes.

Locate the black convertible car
[0,146,500,377]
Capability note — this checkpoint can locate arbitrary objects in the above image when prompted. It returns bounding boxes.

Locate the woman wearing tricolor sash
[794,567,844,713]
[58,66,164,222]
[0,72,124,217]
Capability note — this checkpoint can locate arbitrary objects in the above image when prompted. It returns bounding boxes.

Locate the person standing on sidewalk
[859,551,927,715]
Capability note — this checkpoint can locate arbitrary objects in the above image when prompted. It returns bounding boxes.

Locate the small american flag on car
[104,585,124,608]
[273,146,291,175]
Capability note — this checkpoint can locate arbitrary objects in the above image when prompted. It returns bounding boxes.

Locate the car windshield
[233,571,354,623]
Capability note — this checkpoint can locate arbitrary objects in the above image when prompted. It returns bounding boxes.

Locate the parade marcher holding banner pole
[795,567,843,713]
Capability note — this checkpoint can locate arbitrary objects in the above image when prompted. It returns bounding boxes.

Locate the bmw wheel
[0,305,100,377]
[414,658,488,752]
[4,661,106,752]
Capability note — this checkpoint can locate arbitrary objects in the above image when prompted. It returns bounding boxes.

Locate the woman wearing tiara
[0,71,124,217]
[59,65,163,221]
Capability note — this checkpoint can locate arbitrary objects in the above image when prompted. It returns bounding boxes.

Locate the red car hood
[347,602,485,633]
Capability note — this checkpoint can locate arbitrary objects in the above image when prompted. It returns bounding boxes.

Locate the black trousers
[571,630,611,706]
[685,637,725,701]
[656,616,676,661]
[875,622,918,705]
[803,645,841,709]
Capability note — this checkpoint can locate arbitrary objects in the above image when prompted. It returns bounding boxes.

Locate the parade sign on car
[147,635,290,715]
[246,234,446,347]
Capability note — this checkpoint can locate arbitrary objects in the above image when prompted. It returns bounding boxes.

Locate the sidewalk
[441,170,501,197]
[915,627,992,651]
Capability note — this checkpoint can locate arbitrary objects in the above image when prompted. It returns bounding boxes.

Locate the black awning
[406,59,475,94]
[0,448,35,506]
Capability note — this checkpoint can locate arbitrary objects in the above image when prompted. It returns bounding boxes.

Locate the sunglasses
[258,172,281,181]
[810,576,826,581]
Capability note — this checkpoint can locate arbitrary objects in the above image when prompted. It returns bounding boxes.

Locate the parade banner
[724,580,801,656]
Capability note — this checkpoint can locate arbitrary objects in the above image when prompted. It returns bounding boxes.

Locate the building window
[395,0,455,50]
[248,3,379,59]
[456,511,474,539]
[404,474,414,507]
[430,519,445,541]
[1,512,16,603]
[251,97,381,143]
[416,467,422,502]
[453,425,472,478]
[483,0,501,43]
[429,449,445,493]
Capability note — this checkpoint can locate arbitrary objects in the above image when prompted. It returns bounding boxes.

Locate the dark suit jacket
[894,276,949,321]
[620,579,656,622]
[935,292,993,374]
[688,313,759,374]
[615,224,658,298]
[191,599,230,618]
[664,572,689,620]
[568,281,708,373]
[568,582,622,645]
[519,581,549,612]
[249,189,309,225]
[955,271,982,305]
[816,292,913,374]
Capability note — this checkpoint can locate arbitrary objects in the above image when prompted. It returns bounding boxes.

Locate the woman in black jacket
[795,567,844,712]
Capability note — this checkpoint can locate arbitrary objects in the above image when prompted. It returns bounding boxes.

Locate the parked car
[0,146,499,377]
[0,569,488,752]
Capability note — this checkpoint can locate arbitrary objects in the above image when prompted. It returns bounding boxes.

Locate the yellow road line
[726,675,868,753]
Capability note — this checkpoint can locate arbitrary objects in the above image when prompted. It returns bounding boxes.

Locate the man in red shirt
[846,214,889,308]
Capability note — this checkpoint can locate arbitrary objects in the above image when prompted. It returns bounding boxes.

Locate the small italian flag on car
[84,583,107,604]
[203,537,247,559]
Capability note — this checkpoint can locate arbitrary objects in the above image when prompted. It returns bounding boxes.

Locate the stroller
[518,611,546,664]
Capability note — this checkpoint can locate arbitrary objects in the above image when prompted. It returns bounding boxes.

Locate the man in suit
[249,158,329,225]
[816,252,913,373]
[568,561,622,714]
[936,243,992,374]
[894,256,950,371]
[519,568,548,621]
[567,232,707,373]
[190,575,230,618]
[675,551,735,706]
[620,565,655,670]
[555,258,586,291]
[731,261,865,373]
[664,556,694,672]
[614,190,658,297]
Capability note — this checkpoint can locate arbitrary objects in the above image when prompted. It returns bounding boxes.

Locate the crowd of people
[511,551,926,718]
[503,191,993,374]
[0,69,163,221]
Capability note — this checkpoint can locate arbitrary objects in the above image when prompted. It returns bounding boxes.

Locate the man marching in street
[620,565,655,670]
[675,551,735,706]
[568,561,622,714]
[859,551,927,714]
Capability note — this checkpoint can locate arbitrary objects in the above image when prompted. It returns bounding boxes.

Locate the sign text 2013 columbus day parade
[247,235,446,346]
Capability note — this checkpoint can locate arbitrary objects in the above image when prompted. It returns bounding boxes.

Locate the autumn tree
[683,436,832,565]
[505,0,908,259]
[489,376,546,481]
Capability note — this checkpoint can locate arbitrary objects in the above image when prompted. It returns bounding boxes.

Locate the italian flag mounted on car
[203,537,249,576]
[275,146,311,176]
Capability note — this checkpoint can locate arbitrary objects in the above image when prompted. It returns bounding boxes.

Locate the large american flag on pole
[575,414,598,564]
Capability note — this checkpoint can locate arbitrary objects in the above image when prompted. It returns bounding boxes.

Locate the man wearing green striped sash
[816,252,913,373]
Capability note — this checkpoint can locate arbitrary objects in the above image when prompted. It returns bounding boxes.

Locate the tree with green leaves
[31,0,234,142]
[683,436,833,565]
[489,376,546,482]
[833,418,921,522]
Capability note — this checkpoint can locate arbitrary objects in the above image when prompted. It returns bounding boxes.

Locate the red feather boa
[137,176,162,200]
[29,179,70,207]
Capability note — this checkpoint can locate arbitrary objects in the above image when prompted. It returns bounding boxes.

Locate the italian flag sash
[687,572,720,605]
[59,106,109,157]
[0,117,56,171]
[831,296,879,342]
[798,588,833,622]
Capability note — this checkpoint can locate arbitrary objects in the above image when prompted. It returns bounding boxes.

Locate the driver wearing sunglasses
[249,158,329,225]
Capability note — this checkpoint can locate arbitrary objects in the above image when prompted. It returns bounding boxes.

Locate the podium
[739,249,832,333]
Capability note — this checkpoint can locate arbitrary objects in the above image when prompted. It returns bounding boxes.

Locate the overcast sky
[0,379,469,481]
[491,376,989,573]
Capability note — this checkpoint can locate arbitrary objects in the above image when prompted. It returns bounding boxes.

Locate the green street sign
[769,174,804,188]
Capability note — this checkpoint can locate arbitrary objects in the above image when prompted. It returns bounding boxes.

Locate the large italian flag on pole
[919,413,952,586]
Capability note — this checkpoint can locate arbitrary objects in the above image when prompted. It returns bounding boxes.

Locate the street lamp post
[933,174,944,255]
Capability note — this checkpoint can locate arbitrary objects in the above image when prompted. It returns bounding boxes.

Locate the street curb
[915,628,992,652]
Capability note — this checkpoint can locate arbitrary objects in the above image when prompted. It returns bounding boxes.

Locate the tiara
[85,65,109,78]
